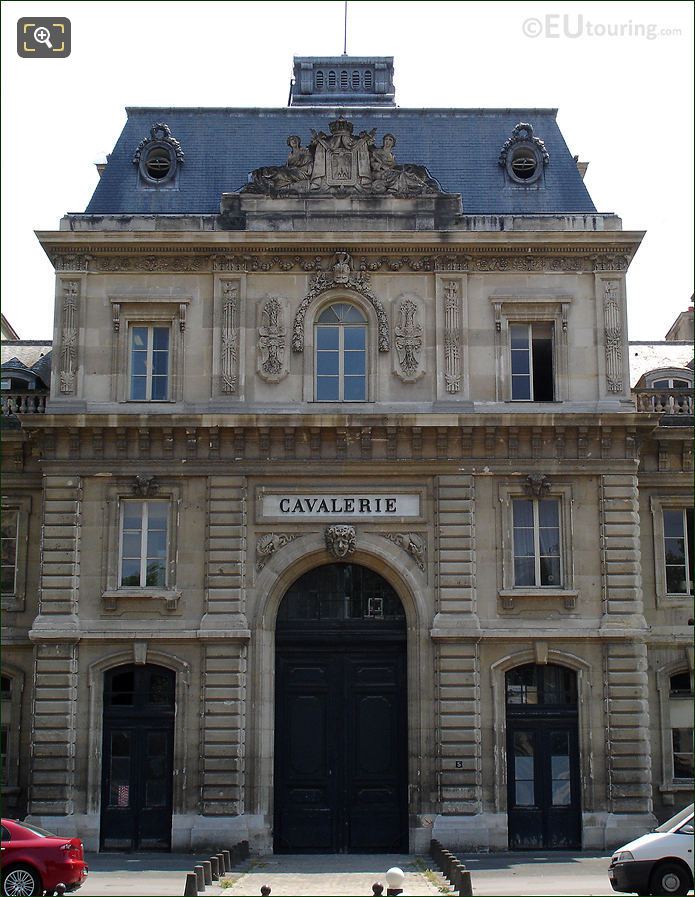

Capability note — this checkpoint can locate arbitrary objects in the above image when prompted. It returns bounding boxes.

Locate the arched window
[364,70,373,89]
[340,70,349,89]
[315,70,324,90]
[352,70,361,89]
[315,303,367,402]
[328,70,337,88]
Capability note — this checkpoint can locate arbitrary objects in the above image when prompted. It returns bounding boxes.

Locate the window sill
[659,781,695,793]
[499,589,578,610]
[102,589,181,612]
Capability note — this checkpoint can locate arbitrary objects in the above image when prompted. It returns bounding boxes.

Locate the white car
[609,803,694,895]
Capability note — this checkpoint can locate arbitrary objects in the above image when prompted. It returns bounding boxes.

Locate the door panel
[101,665,174,851]
[507,723,581,849]
[274,647,406,853]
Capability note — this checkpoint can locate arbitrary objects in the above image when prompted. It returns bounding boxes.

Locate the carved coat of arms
[243,118,442,197]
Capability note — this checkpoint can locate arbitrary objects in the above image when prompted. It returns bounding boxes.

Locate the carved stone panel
[59,280,80,394]
[257,296,288,383]
[602,279,623,393]
[324,525,356,559]
[443,279,462,394]
[393,296,424,382]
[220,280,240,394]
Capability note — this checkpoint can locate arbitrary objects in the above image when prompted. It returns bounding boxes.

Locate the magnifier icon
[33,26,53,48]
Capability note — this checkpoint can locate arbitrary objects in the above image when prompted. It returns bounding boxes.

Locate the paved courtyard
[78,850,628,896]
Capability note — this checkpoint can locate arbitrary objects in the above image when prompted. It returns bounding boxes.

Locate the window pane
[146,502,168,526]
[544,667,577,705]
[120,559,141,587]
[316,377,339,401]
[510,324,529,349]
[151,376,168,401]
[130,375,147,400]
[147,531,167,560]
[316,351,339,375]
[670,672,692,696]
[131,350,147,376]
[108,732,131,808]
[672,729,694,778]
[152,328,169,350]
[511,375,531,400]
[131,327,148,349]
[513,528,534,557]
[121,533,142,560]
[514,557,535,586]
[344,351,366,375]
[666,566,689,594]
[539,500,559,527]
[512,500,533,527]
[152,351,169,376]
[146,561,166,587]
[344,376,366,401]
[122,503,144,530]
[316,326,339,349]
[663,510,685,538]
[344,326,366,349]
[317,306,341,324]
[540,556,561,586]
[664,537,685,564]
[511,350,530,375]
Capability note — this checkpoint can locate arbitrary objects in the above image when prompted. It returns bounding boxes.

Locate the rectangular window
[119,501,169,588]
[672,729,694,779]
[510,323,554,401]
[129,326,170,401]
[663,509,694,595]
[512,498,561,587]
[1,510,18,595]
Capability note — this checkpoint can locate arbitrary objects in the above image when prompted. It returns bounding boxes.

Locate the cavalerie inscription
[262,493,420,518]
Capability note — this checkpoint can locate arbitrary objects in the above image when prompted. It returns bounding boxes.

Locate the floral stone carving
[257,297,287,383]
[394,298,423,381]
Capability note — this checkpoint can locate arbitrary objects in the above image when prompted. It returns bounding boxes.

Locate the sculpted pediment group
[242,117,443,197]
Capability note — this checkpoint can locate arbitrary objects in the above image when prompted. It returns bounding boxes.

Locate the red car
[1,820,87,896]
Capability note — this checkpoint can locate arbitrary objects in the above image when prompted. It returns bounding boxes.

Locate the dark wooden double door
[100,665,175,850]
[505,664,581,850]
[274,644,407,853]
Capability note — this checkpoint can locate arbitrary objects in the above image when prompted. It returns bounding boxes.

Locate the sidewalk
[212,854,443,896]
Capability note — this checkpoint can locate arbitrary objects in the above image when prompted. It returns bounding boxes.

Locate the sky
[1,0,693,341]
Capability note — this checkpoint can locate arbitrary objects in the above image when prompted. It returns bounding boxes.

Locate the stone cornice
[38,230,645,274]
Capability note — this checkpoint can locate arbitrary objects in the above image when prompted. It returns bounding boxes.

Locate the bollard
[459,868,473,897]
[451,861,464,893]
[385,866,405,896]
[241,839,250,859]
[223,849,232,872]
[229,843,240,865]
[261,887,271,896]
[54,887,66,897]
[194,865,205,892]
[372,884,384,895]
[201,861,212,887]
[210,856,220,881]
[217,852,227,874]
[183,872,198,897]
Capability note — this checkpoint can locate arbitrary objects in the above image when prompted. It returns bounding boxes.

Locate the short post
[217,852,227,874]
[372,884,384,895]
[261,887,271,896]
[210,856,220,881]
[201,861,213,887]
[194,865,205,892]
[459,868,473,897]
[54,887,66,897]
[223,849,232,872]
[385,866,405,896]
[241,839,250,859]
[183,872,198,897]
[451,861,464,892]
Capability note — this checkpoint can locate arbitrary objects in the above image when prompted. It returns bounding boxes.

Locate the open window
[314,303,367,402]
[510,323,554,401]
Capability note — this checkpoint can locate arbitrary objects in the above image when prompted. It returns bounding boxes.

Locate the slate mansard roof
[85,107,597,216]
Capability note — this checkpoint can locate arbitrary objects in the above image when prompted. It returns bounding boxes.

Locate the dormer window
[315,70,324,89]
[328,70,336,88]
[133,123,184,188]
[499,123,549,186]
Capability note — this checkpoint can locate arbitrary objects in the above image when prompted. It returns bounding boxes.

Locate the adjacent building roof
[85,106,597,217]
[628,342,694,387]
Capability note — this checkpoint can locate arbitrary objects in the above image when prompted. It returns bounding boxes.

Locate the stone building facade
[1,56,692,854]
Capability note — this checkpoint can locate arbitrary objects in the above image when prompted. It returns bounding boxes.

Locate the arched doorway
[274,563,408,853]
[505,663,581,849]
[100,664,175,850]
